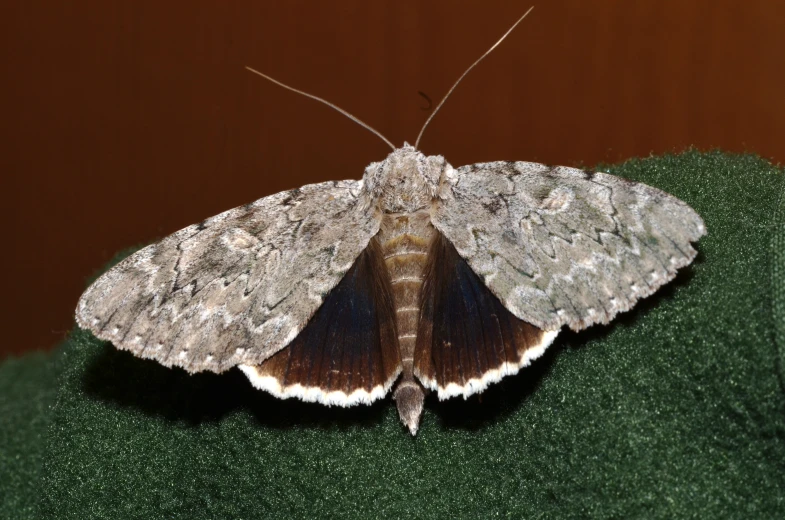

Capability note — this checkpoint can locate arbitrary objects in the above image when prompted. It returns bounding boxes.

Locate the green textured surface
[0,351,60,519]
[774,166,785,392]
[2,151,783,519]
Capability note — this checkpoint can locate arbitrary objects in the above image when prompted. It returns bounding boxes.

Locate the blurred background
[2,0,783,358]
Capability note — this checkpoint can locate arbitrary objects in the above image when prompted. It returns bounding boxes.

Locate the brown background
[2,0,783,358]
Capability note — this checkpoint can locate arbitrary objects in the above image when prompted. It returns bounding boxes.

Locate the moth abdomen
[379,211,435,364]
[378,210,435,435]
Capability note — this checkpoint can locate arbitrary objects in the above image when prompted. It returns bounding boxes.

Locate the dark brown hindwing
[248,237,401,403]
[414,233,556,399]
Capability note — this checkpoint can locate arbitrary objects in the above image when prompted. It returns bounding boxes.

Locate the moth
[75,10,705,435]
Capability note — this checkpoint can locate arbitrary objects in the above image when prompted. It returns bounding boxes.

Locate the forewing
[76,180,380,373]
[433,161,706,331]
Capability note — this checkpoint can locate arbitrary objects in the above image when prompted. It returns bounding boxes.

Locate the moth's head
[363,143,446,213]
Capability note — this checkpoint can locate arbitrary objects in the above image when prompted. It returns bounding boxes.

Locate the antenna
[245,66,396,151]
[414,6,534,150]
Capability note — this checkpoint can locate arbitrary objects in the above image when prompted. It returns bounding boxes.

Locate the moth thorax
[364,146,443,214]
[379,173,433,213]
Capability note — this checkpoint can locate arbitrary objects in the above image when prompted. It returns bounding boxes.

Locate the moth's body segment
[76,145,705,436]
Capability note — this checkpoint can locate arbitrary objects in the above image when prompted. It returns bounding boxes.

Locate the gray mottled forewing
[433,161,706,331]
[76,180,380,373]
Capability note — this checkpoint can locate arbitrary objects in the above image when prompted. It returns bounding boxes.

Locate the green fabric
[2,151,783,519]
[774,170,785,386]
[0,352,60,519]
